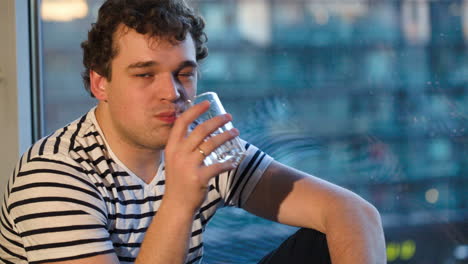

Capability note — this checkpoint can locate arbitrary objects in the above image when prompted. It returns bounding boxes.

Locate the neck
[94,105,162,184]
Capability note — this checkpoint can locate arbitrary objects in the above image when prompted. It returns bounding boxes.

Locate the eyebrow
[127,60,158,69]
[176,60,198,71]
[126,60,198,71]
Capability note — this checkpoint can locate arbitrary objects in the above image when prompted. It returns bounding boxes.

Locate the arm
[46,200,199,264]
[42,102,238,264]
[7,157,121,264]
[244,161,386,264]
[134,101,239,263]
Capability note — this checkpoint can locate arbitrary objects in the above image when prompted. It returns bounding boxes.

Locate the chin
[144,137,169,150]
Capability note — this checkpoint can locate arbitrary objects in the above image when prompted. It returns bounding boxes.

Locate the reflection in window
[237,0,271,46]
[41,0,88,22]
[39,0,467,263]
[402,0,431,45]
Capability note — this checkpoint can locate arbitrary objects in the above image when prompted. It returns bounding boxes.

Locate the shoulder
[6,151,109,224]
[237,139,274,174]
[22,109,112,172]
[27,111,98,159]
[7,110,108,205]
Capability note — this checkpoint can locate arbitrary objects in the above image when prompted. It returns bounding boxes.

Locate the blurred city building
[39,0,467,263]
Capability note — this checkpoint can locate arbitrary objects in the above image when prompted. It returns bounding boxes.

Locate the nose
[158,73,181,102]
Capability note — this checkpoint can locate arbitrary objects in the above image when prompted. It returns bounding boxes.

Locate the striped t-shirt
[0,108,273,264]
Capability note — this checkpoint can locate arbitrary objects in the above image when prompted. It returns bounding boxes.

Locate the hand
[163,100,240,213]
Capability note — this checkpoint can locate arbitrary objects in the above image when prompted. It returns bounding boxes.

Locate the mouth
[153,101,188,124]
[154,111,177,124]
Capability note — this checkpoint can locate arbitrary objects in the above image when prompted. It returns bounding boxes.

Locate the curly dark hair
[81,0,208,97]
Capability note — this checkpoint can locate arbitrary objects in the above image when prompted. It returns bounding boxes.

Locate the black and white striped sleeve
[217,140,273,208]
[6,155,114,263]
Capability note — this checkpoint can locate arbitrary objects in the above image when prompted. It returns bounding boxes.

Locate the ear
[89,70,109,101]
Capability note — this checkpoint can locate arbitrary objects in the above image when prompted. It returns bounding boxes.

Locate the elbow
[325,193,387,262]
[313,184,389,263]
[356,198,387,262]
[352,190,381,220]
[347,194,387,255]
[326,191,384,232]
[360,199,383,228]
[352,195,384,231]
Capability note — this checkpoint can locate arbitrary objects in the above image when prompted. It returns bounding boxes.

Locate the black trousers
[257,228,331,264]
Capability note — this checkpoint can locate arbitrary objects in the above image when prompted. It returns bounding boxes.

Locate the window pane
[39,0,467,263]
[41,0,101,133]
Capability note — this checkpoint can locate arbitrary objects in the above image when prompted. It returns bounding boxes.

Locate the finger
[185,114,233,151]
[193,128,240,163]
[198,159,238,185]
[168,100,210,145]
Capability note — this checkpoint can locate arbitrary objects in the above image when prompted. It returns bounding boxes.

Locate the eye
[178,71,195,78]
[177,70,197,83]
[135,73,154,78]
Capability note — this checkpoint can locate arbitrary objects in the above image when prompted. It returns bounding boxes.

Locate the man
[0,0,386,263]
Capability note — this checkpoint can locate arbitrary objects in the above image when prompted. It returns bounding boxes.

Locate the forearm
[325,193,386,264]
[135,201,195,264]
[133,103,239,263]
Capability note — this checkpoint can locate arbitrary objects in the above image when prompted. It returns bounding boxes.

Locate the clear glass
[189,92,246,166]
[37,0,468,263]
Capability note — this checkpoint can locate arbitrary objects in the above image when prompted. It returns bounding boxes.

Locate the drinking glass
[188,92,245,166]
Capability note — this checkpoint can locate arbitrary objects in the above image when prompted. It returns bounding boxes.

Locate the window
[38,0,467,263]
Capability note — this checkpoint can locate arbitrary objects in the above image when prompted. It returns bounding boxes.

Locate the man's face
[99,26,198,150]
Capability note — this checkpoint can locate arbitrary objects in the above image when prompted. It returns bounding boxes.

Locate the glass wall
[39,0,467,263]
